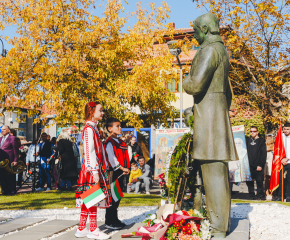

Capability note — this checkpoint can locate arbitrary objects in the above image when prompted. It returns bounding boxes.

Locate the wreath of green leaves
[168,116,194,202]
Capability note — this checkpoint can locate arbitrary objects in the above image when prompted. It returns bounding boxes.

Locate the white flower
[193,209,203,218]
[200,219,211,240]
[23,146,29,153]
[149,214,156,220]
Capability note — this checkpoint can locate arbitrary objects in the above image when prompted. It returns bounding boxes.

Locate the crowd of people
[0,121,153,196]
[0,126,81,193]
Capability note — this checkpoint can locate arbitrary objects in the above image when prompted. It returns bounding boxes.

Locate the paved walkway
[1,219,78,240]
[0,218,143,240]
[0,217,249,240]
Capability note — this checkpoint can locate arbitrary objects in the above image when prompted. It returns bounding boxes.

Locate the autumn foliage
[0,0,182,127]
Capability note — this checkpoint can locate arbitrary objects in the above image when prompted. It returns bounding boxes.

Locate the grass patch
[0,191,164,210]
[2,191,288,211]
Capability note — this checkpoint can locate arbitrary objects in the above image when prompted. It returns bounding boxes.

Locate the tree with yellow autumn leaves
[0,0,182,127]
[193,0,290,132]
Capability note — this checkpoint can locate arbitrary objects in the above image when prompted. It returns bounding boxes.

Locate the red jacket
[105,137,130,169]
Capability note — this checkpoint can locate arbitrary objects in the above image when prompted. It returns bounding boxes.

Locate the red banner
[270,124,286,193]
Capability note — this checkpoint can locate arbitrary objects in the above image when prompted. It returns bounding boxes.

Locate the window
[167,79,181,92]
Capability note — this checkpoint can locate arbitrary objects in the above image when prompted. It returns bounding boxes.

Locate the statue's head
[194,13,220,45]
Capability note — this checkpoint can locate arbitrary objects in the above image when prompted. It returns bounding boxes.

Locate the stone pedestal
[212,218,249,240]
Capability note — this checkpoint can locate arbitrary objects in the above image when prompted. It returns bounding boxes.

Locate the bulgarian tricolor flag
[80,184,106,208]
[111,178,124,202]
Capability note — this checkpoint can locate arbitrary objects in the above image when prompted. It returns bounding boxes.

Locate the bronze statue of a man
[183,13,238,238]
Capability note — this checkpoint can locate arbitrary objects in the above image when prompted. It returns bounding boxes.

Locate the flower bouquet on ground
[162,211,210,240]
[121,204,211,240]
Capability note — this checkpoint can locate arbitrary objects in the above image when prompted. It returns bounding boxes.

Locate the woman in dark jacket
[57,132,78,190]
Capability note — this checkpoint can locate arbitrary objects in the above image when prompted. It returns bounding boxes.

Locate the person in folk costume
[104,117,130,230]
[75,102,112,239]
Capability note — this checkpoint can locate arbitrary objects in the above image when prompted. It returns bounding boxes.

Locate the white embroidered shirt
[83,121,100,172]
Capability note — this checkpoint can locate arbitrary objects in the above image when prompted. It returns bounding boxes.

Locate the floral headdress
[88,102,97,108]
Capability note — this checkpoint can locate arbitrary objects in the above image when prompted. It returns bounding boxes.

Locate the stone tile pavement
[0,216,249,240]
[53,222,144,240]
[1,219,78,240]
[0,218,45,235]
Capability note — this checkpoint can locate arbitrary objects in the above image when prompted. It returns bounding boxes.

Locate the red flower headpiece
[88,102,96,108]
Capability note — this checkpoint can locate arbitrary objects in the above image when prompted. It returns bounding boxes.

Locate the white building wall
[44,119,57,138]
[4,111,20,129]
[171,92,194,110]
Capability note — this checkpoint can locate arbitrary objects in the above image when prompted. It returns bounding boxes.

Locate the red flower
[182,226,188,233]
[187,229,193,235]
[196,223,201,230]
[182,210,190,216]
[186,223,191,229]
[158,173,165,179]
[88,102,97,107]
[173,221,180,228]
[180,219,186,225]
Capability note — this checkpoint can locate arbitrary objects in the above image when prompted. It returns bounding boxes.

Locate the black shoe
[104,223,124,230]
[272,196,281,201]
[249,195,256,200]
[286,198,290,202]
[116,219,126,227]
[257,196,266,201]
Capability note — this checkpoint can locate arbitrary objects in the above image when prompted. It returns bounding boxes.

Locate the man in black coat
[246,126,267,200]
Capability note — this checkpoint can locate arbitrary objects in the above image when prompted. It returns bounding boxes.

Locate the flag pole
[282,165,284,202]
[280,119,284,202]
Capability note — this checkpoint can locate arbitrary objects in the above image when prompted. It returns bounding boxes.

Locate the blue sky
[0,0,206,51]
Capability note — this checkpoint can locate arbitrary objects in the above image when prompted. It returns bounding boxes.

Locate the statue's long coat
[183,35,238,161]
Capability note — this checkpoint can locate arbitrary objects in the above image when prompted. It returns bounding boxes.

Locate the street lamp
[0,38,7,125]
[0,38,7,57]
[167,40,183,128]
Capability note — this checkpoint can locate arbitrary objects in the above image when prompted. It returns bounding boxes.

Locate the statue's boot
[192,160,203,210]
[200,161,231,238]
